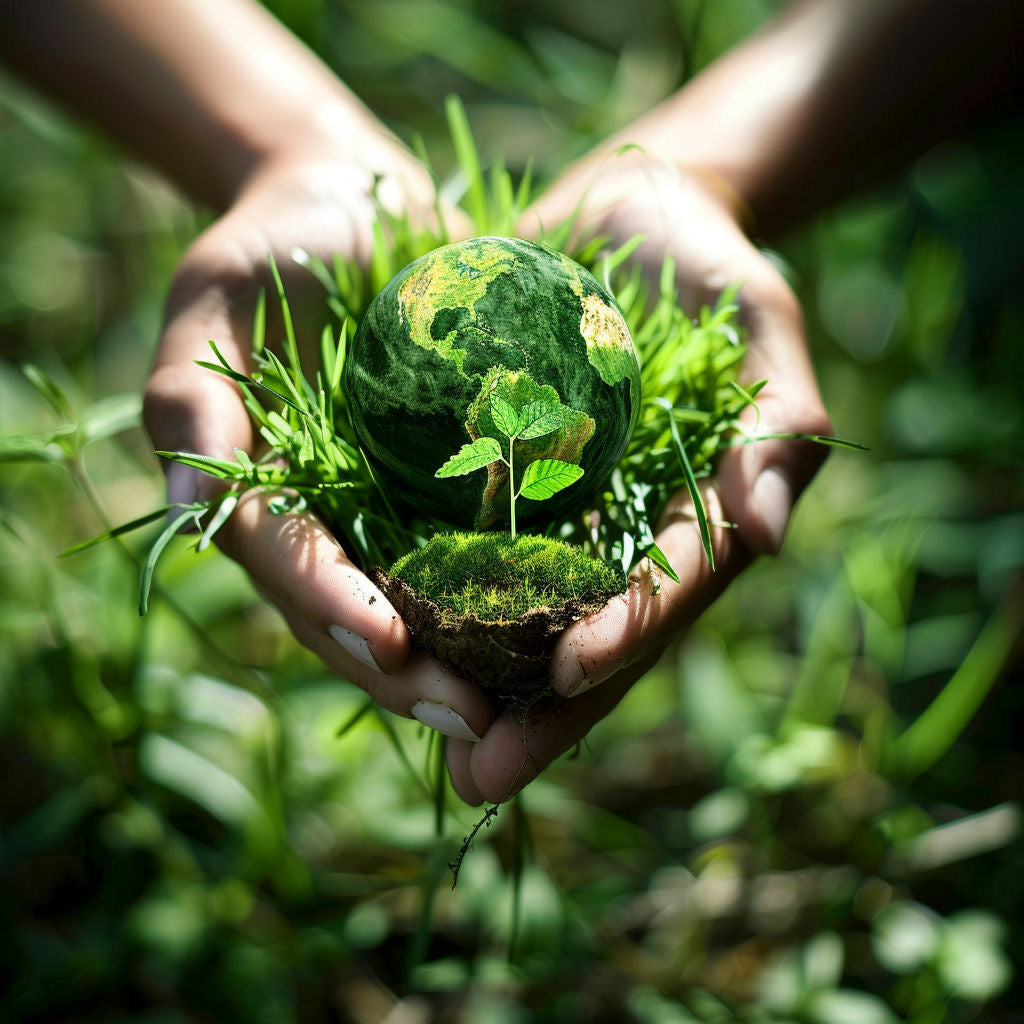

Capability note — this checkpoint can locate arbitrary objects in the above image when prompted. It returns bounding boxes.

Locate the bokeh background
[1,1,1022,1021]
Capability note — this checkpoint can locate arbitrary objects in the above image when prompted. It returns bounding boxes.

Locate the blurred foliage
[1,1,1022,1022]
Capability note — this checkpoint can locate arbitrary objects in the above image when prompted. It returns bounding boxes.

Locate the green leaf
[659,398,715,571]
[291,247,338,296]
[196,352,307,416]
[155,451,245,480]
[268,252,300,382]
[197,492,239,552]
[60,506,185,557]
[331,320,348,397]
[887,587,1024,781]
[22,363,73,419]
[335,698,375,739]
[727,379,763,415]
[519,459,584,500]
[233,447,254,476]
[446,94,488,233]
[600,233,646,286]
[81,393,142,445]
[641,542,681,584]
[435,437,503,478]
[489,394,520,438]
[251,286,266,355]
[0,432,69,463]
[747,431,869,452]
[517,400,563,440]
[139,507,205,615]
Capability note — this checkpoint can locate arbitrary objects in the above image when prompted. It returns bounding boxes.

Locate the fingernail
[752,466,793,555]
[328,624,383,671]
[166,462,201,506]
[165,463,203,531]
[411,700,481,742]
[564,657,625,698]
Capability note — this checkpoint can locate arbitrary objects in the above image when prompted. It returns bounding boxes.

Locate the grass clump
[389,531,625,623]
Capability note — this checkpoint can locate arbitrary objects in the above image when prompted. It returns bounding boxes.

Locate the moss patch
[375,532,626,713]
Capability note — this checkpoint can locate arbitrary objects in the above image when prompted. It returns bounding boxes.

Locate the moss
[376,532,626,714]
[388,531,624,622]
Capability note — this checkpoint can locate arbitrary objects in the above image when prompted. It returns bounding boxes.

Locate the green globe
[343,236,641,529]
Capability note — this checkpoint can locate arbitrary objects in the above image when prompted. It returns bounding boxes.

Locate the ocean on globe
[343,236,641,529]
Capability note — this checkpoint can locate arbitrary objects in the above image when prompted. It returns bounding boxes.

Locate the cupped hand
[142,144,497,743]
[445,157,832,806]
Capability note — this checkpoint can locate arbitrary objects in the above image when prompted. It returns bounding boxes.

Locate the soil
[373,569,611,717]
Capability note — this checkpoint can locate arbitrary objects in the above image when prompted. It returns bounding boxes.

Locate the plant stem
[508,435,516,540]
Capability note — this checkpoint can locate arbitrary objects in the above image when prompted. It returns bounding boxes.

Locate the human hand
[142,143,500,744]
[444,158,831,806]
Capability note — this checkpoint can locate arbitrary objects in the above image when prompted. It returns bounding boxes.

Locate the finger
[217,489,410,672]
[445,738,485,806]
[288,607,497,740]
[717,271,832,556]
[550,484,752,698]
[460,652,661,805]
[143,241,257,507]
[222,491,498,740]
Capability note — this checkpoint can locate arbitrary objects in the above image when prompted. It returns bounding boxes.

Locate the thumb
[716,283,832,556]
[143,259,255,508]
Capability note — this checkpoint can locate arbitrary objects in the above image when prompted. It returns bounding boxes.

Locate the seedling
[434,386,584,539]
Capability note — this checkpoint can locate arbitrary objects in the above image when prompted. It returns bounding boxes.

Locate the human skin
[3,0,1020,805]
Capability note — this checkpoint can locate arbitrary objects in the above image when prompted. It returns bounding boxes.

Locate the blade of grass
[139,507,205,615]
[60,506,181,556]
[600,233,646,289]
[21,362,74,419]
[267,252,301,387]
[335,697,375,738]
[446,94,489,233]
[658,398,715,570]
[251,286,266,355]
[743,431,870,451]
[291,248,338,296]
[642,542,681,585]
[377,710,433,801]
[195,360,308,415]
[330,320,348,397]
[155,451,245,479]
[197,491,240,552]
[887,576,1024,781]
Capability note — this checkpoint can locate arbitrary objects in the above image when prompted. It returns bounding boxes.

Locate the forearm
[1,0,402,209]
[538,0,1022,237]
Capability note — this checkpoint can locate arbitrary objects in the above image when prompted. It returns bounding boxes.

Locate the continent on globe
[343,236,641,529]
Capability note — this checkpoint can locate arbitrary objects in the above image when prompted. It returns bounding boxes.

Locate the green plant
[435,384,584,540]
[388,531,624,621]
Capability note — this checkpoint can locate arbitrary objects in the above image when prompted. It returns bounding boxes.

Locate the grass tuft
[67,96,858,603]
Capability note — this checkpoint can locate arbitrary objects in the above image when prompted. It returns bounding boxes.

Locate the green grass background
[1,1,1022,1021]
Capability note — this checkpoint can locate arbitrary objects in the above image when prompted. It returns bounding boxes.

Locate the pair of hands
[143,141,830,807]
